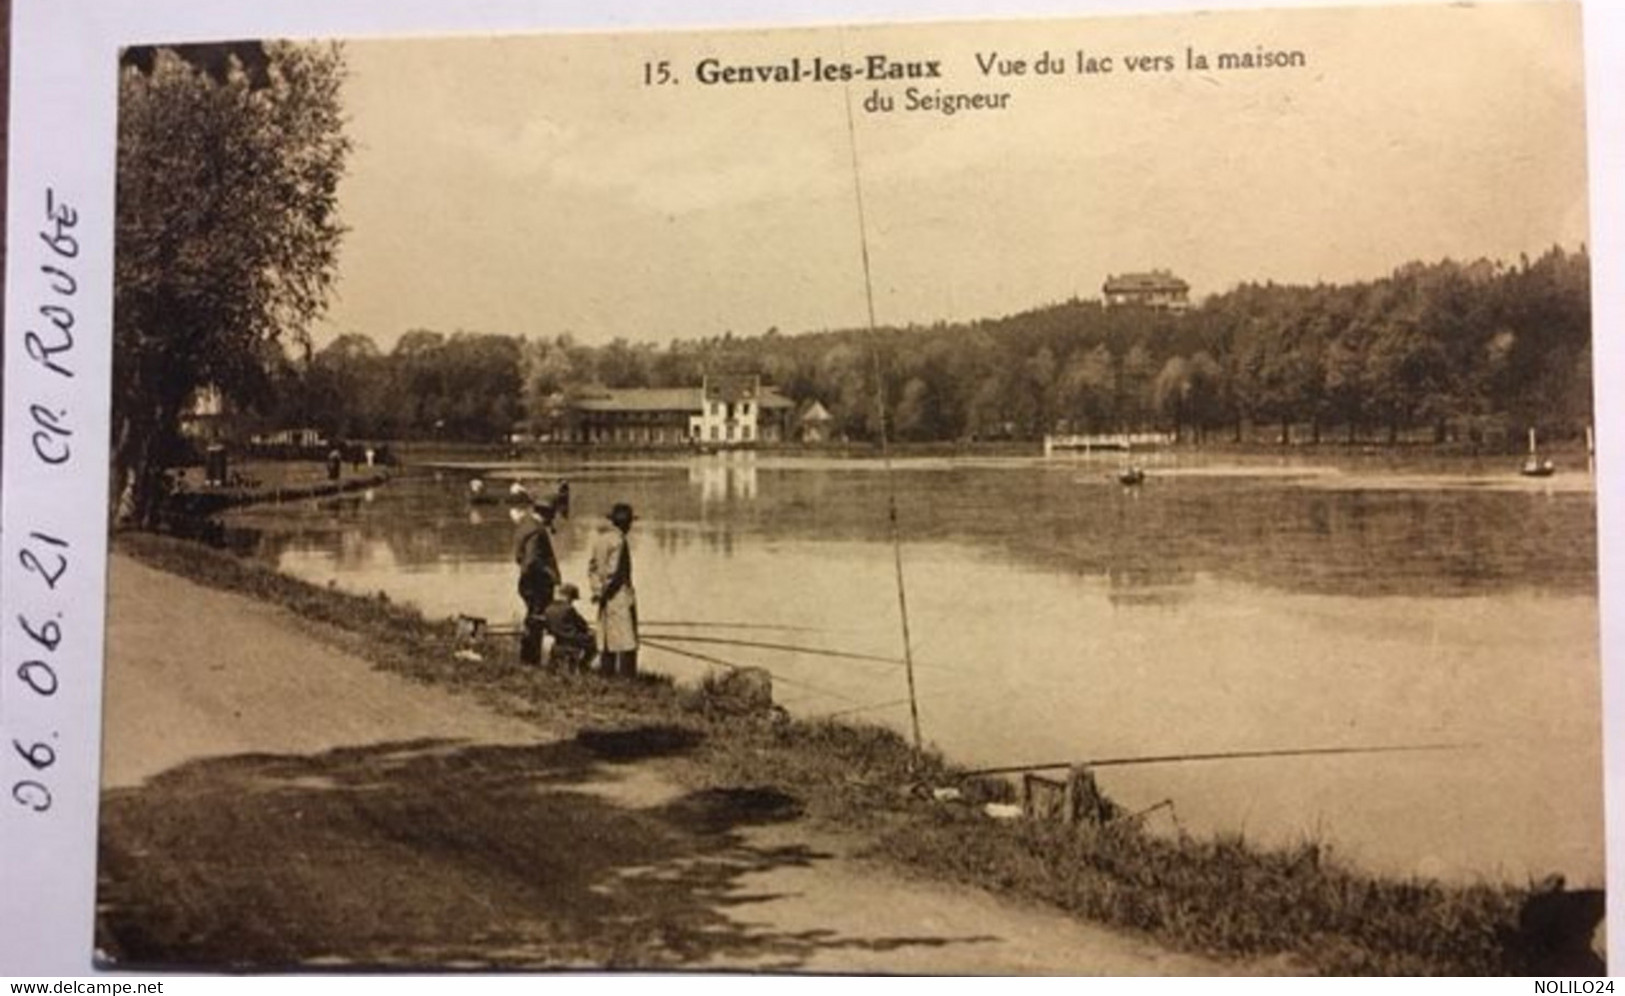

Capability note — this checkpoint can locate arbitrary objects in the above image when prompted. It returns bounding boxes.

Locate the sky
[319,2,1590,350]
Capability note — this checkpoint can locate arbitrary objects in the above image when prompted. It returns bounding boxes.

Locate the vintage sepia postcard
[2,0,1619,980]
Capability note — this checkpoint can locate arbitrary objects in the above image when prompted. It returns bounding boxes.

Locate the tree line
[269,246,1590,450]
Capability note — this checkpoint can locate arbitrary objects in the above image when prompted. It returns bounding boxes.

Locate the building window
[711,426,719,441]
[743,424,753,440]
[741,402,752,416]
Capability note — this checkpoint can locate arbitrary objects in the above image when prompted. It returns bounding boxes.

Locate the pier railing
[1043,432,1174,456]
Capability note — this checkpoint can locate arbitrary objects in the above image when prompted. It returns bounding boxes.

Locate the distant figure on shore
[554,479,571,519]
[589,502,638,678]
[509,480,531,504]
[469,477,486,499]
[543,583,596,673]
[326,448,342,481]
[514,500,560,666]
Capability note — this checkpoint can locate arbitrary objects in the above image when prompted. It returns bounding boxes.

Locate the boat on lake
[1521,429,1555,478]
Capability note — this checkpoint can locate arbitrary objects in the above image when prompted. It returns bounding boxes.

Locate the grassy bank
[114,531,1579,975]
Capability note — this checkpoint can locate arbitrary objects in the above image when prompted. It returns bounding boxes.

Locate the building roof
[704,372,760,403]
[570,386,796,413]
[572,388,702,413]
[1103,270,1190,294]
[799,400,833,422]
[759,388,795,410]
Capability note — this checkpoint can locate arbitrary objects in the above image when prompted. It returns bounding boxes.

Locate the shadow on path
[97,726,995,971]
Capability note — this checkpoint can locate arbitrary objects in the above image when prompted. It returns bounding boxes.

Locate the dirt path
[99,553,1262,974]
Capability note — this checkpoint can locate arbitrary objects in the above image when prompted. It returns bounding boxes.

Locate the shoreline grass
[112,530,1586,975]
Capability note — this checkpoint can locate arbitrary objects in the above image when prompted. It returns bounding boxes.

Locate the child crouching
[543,583,597,673]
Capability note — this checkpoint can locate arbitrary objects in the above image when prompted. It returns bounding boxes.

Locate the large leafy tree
[112,41,349,524]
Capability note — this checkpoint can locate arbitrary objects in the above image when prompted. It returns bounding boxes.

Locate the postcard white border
[2,0,1619,980]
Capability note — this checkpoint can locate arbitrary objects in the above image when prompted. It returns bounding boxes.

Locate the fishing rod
[478,618,826,638]
[641,619,831,634]
[640,637,865,705]
[638,631,939,669]
[823,695,917,720]
[842,52,924,753]
[960,741,1478,778]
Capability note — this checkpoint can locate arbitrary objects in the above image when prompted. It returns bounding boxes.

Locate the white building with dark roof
[565,375,796,446]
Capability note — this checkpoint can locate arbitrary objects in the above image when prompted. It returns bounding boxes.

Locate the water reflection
[1104,564,1194,609]
[648,522,738,559]
[211,454,1601,884]
[224,457,1598,603]
[689,455,758,504]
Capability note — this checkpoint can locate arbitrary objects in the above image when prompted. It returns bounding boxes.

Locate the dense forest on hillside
[262,246,1591,448]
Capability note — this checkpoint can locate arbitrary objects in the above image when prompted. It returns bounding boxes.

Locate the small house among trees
[797,400,834,443]
[1103,270,1191,310]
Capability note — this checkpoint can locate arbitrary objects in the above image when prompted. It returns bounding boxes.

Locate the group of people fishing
[476,474,639,677]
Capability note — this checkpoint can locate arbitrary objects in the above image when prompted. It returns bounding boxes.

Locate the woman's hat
[608,502,636,523]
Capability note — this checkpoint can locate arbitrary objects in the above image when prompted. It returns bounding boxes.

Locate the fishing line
[961,741,1479,778]
[818,669,998,719]
[641,637,865,705]
[639,631,947,669]
[641,619,832,634]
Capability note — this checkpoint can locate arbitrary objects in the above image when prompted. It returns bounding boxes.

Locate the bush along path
[106,531,1601,975]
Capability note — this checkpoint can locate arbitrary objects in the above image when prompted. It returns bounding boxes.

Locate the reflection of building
[1102,270,1190,310]
[565,375,795,447]
[1104,564,1195,609]
[689,455,758,502]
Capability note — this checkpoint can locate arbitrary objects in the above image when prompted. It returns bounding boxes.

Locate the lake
[219,449,1602,886]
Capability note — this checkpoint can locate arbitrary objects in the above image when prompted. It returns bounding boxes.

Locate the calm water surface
[221,451,1602,885]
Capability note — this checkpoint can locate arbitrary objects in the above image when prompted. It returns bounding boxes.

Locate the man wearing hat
[513,499,559,666]
[588,502,639,677]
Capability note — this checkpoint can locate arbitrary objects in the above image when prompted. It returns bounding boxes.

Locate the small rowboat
[1117,467,1146,486]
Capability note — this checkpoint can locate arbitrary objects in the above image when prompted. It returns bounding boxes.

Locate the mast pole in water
[842,75,923,753]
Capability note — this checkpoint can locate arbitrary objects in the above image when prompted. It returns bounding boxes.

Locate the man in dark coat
[513,500,560,666]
